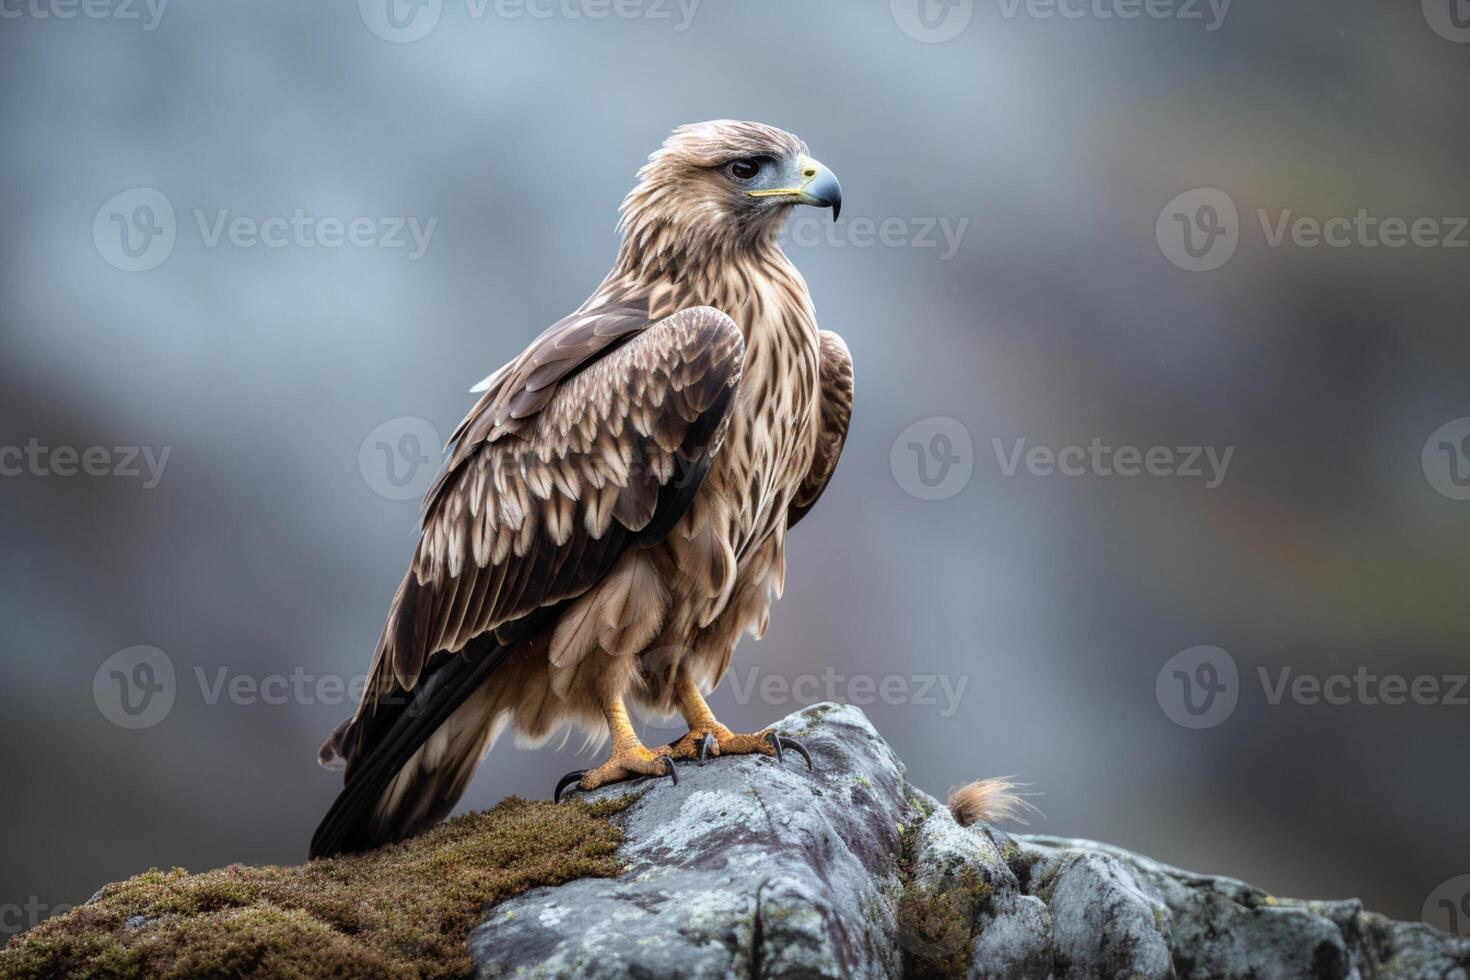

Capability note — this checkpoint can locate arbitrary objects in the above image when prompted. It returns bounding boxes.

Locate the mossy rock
[0,796,632,980]
[898,865,994,980]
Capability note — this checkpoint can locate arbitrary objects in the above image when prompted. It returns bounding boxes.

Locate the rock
[471,702,1470,980]
[471,702,909,979]
[6,702,1463,979]
[1003,833,1470,980]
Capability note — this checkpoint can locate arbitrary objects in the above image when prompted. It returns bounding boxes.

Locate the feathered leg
[554,688,676,802]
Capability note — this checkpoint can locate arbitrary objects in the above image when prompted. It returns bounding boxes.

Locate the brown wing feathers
[309,628,526,858]
[311,306,743,857]
[788,330,853,529]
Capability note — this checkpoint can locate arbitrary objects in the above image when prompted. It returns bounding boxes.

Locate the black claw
[695,732,715,765]
[767,732,815,771]
[657,754,678,785]
[780,736,814,771]
[765,730,783,763]
[554,769,588,803]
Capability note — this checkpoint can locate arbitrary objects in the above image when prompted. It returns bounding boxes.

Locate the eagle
[310,120,852,859]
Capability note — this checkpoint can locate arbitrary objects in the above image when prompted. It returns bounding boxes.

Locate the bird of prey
[311,120,851,859]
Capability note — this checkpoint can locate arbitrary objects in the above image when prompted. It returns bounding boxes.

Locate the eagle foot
[554,749,677,803]
[655,727,815,771]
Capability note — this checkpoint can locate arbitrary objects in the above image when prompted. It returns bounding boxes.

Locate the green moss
[908,795,934,820]
[898,866,994,980]
[0,796,632,980]
[1033,864,1061,902]
[894,800,994,980]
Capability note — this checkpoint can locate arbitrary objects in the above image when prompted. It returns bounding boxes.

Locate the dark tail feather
[309,632,516,859]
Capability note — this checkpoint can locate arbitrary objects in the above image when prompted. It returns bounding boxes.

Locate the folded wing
[787,330,853,528]
[311,305,744,856]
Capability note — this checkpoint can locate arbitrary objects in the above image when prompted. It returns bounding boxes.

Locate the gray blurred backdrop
[2,0,1468,937]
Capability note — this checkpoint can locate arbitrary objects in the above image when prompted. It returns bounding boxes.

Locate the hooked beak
[748,154,843,221]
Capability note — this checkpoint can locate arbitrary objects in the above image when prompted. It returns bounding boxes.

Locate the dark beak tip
[831,199,841,222]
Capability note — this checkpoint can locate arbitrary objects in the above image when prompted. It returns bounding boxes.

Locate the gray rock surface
[471,702,1469,979]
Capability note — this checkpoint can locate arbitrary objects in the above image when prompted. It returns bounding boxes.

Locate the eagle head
[617,120,842,267]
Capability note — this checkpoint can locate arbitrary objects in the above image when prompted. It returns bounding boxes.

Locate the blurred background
[2,0,1468,937]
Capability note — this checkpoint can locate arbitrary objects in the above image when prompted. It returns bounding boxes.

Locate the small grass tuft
[0,796,633,980]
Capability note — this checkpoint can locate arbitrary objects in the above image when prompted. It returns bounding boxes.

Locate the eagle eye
[727,158,762,180]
